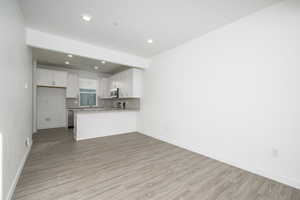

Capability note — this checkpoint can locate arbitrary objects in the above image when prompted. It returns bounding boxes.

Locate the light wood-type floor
[14,128,300,200]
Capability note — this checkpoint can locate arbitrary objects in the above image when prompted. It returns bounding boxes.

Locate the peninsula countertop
[67,107,139,113]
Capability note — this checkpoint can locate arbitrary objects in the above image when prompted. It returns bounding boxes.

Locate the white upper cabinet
[99,78,110,98]
[36,68,53,86]
[53,71,67,87]
[37,68,67,87]
[79,78,98,89]
[66,72,79,98]
[108,68,143,98]
[131,69,143,98]
[36,68,143,98]
[108,74,118,90]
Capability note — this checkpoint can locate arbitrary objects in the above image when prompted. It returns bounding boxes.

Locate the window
[79,78,98,107]
[80,88,97,106]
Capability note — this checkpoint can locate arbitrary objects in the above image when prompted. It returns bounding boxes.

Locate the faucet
[117,101,122,109]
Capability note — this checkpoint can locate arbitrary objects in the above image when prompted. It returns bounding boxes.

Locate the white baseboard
[6,144,32,200]
[141,132,300,190]
[198,148,300,190]
[207,153,300,190]
[76,131,136,141]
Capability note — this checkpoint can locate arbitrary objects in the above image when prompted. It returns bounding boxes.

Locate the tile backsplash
[104,98,140,110]
[66,98,79,108]
[65,97,140,110]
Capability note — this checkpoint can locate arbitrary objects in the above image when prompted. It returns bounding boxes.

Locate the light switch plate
[25,137,31,147]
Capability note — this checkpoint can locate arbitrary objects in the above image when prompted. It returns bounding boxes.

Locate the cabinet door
[37,68,53,86]
[132,69,143,97]
[66,73,78,98]
[107,68,143,98]
[98,78,103,98]
[99,78,109,98]
[108,76,115,90]
[115,73,123,97]
[53,71,67,87]
[119,70,131,97]
[125,69,133,97]
[104,78,110,97]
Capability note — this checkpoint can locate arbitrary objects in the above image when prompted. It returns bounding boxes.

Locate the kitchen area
[33,47,143,141]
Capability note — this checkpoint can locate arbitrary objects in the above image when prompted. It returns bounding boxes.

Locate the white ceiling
[20,0,282,58]
[32,48,131,74]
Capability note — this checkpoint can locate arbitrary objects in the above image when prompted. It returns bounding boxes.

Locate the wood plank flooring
[13,128,300,200]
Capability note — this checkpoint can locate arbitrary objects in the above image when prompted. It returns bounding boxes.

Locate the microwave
[110,88,119,98]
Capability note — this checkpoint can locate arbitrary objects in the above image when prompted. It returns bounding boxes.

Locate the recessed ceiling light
[82,14,92,22]
[65,61,70,65]
[94,66,99,70]
[101,60,106,64]
[67,54,73,58]
[147,39,154,44]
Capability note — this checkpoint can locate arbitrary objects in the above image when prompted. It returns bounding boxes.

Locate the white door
[37,87,66,129]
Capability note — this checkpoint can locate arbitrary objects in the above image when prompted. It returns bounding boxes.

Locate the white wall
[139,0,300,189]
[0,0,33,199]
[33,60,37,133]
[37,87,66,129]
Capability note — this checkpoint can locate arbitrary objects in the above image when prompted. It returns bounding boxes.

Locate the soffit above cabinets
[32,47,131,74]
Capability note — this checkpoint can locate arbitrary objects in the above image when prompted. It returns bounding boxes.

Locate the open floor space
[14,129,300,200]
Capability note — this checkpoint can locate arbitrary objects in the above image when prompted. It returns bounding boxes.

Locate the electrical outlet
[45,117,51,121]
[272,148,279,158]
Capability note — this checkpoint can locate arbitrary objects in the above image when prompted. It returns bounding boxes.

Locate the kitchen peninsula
[73,107,139,140]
